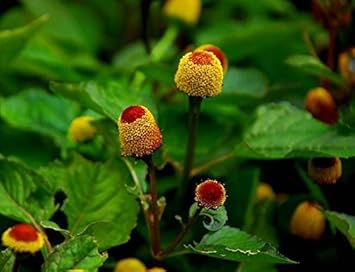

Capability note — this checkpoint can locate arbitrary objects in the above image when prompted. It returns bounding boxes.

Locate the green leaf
[50,80,157,122]
[42,235,107,272]
[184,226,296,264]
[0,157,56,223]
[285,55,346,87]
[0,15,47,67]
[57,155,139,250]
[40,220,71,238]
[0,249,15,272]
[200,206,228,232]
[235,102,355,159]
[0,89,80,145]
[325,211,355,248]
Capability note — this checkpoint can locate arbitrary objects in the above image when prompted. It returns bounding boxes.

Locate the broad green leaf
[184,226,296,264]
[0,157,56,223]
[42,235,107,272]
[58,156,139,250]
[40,220,71,238]
[285,55,346,87]
[0,15,47,67]
[50,80,157,122]
[325,211,355,248]
[0,89,80,145]
[235,102,355,159]
[0,249,15,272]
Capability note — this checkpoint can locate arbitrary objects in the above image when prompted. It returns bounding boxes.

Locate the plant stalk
[178,96,202,201]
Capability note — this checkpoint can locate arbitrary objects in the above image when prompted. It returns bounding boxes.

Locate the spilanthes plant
[69,116,97,143]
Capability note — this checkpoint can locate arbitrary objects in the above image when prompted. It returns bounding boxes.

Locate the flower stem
[143,155,161,258]
[178,96,203,201]
[140,0,151,54]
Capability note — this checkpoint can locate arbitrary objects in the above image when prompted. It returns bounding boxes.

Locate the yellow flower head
[118,105,162,157]
[69,116,97,143]
[256,182,275,202]
[308,157,342,184]
[115,258,146,272]
[290,201,325,240]
[2,223,44,253]
[338,48,355,87]
[304,87,338,124]
[196,44,228,73]
[147,268,166,272]
[163,0,201,25]
[175,50,224,97]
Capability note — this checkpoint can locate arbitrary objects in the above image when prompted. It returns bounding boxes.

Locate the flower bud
[196,44,228,73]
[175,50,224,97]
[338,48,355,87]
[195,179,226,209]
[69,116,97,143]
[2,224,44,253]
[304,87,338,124]
[163,0,201,25]
[256,182,275,202]
[308,157,342,184]
[118,105,162,157]
[115,258,146,272]
[290,201,325,240]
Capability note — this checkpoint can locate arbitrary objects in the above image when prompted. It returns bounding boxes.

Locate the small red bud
[194,179,226,209]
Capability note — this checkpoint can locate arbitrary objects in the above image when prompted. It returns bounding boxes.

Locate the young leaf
[200,206,228,232]
[235,102,355,159]
[0,15,47,67]
[0,249,15,272]
[0,89,80,145]
[184,226,296,264]
[325,211,355,248]
[0,157,56,223]
[41,235,107,272]
[50,80,157,122]
[58,155,139,250]
[286,55,346,87]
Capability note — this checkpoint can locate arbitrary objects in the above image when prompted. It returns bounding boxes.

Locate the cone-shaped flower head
[147,268,166,272]
[308,157,342,184]
[115,258,146,272]
[69,116,97,143]
[195,179,226,209]
[175,50,224,97]
[339,48,355,87]
[118,105,162,157]
[196,44,228,72]
[256,182,275,202]
[304,87,338,124]
[2,224,44,253]
[163,0,201,25]
[290,201,325,240]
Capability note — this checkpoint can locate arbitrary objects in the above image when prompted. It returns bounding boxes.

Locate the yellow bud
[147,268,166,272]
[256,182,275,202]
[163,0,201,25]
[308,157,342,184]
[304,87,338,124]
[175,50,224,97]
[115,258,146,272]
[338,48,355,87]
[69,116,97,143]
[118,105,162,157]
[290,201,325,240]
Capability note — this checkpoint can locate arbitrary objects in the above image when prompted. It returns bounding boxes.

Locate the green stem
[143,155,161,258]
[151,25,179,61]
[178,96,203,201]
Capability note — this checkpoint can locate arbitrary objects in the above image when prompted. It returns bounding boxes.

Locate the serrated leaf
[0,89,80,145]
[0,249,15,272]
[50,80,157,122]
[235,102,355,159]
[325,211,355,248]
[42,235,107,272]
[286,55,346,87]
[184,226,296,264]
[55,155,139,250]
[0,15,47,67]
[0,157,56,223]
[200,206,228,232]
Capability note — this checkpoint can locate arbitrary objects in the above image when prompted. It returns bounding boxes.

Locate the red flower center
[204,47,226,68]
[9,224,38,242]
[195,179,226,208]
[121,106,146,123]
[189,51,213,65]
